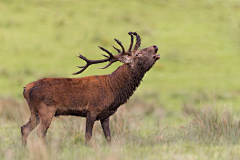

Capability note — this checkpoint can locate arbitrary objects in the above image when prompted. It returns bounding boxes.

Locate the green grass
[1,0,240,159]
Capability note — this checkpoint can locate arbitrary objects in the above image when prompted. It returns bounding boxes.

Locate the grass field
[1,0,240,159]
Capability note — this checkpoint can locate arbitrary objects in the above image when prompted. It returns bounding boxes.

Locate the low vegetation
[1,97,240,159]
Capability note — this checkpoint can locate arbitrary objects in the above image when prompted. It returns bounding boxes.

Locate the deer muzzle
[153,45,160,60]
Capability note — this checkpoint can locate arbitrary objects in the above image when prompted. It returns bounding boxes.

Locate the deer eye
[136,52,141,56]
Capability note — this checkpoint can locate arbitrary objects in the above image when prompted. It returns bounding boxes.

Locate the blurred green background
[1,0,240,117]
[0,0,240,159]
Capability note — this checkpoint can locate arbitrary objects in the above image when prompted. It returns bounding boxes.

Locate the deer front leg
[100,117,111,143]
[85,113,96,145]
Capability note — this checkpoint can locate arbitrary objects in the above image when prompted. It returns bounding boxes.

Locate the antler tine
[133,32,141,51]
[72,65,89,75]
[72,54,90,75]
[98,46,118,69]
[98,61,114,69]
[127,32,134,54]
[111,45,121,53]
[101,54,109,58]
[114,39,126,55]
[98,46,114,58]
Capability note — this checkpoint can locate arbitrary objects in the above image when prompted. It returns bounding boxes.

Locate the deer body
[21,32,160,146]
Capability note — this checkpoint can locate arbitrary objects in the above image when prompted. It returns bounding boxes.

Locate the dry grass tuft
[0,97,29,126]
[181,106,240,144]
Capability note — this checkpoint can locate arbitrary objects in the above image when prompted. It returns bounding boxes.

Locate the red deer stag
[21,32,160,146]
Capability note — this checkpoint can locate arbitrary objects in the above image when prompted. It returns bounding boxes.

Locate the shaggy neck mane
[108,63,146,110]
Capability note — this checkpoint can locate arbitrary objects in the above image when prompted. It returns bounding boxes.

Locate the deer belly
[96,109,118,120]
[54,108,87,117]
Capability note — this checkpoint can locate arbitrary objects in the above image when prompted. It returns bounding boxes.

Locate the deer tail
[23,83,35,100]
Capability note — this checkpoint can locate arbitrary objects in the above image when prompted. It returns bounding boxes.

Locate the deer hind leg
[21,112,39,146]
[85,113,96,145]
[100,117,111,143]
[36,103,56,145]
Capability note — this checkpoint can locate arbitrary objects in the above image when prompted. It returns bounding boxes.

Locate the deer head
[72,32,160,75]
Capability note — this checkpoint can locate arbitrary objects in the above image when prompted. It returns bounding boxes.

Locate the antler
[73,32,142,75]
[111,32,141,56]
[133,32,141,51]
[97,46,118,69]
[127,32,134,54]
[72,49,115,75]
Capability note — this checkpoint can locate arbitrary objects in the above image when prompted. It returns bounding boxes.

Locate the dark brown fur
[21,32,160,146]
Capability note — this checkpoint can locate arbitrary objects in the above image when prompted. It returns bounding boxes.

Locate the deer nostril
[153,45,158,52]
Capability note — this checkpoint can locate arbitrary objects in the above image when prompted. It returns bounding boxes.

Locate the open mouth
[153,47,160,60]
